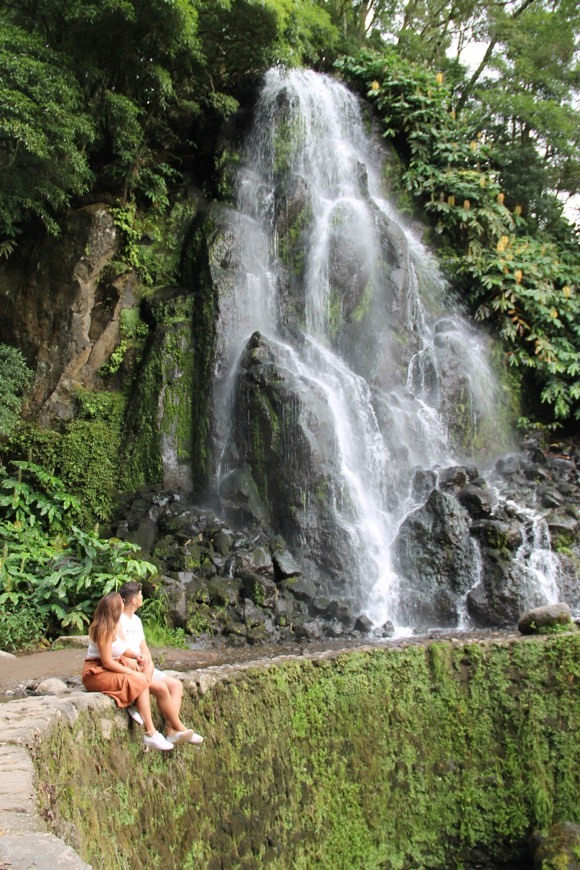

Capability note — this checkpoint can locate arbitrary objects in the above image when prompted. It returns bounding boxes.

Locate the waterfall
[211,67,554,633]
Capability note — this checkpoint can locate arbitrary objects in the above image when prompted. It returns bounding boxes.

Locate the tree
[4,0,204,207]
[0,21,94,239]
[465,0,580,233]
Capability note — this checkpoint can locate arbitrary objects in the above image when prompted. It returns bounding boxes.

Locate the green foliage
[109,196,197,288]
[99,308,149,378]
[0,460,157,642]
[466,0,580,232]
[1,0,337,244]
[2,389,132,527]
[197,0,336,92]
[139,594,188,649]
[55,390,127,526]
[0,344,32,436]
[0,21,94,239]
[0,602,47,652]
[338,49,580,423]
[7,0,202,208]
[466,235,579,421]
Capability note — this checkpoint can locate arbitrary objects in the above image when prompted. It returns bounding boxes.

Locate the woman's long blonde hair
[88,592,123,645]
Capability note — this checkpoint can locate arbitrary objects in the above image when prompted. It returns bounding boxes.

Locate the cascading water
[212,67,560,633]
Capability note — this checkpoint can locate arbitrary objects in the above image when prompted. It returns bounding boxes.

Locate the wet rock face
[466,556,545,628]
[115,438,579,644]
[394,489,476,626]
[0,205,126,424]
[530,821,580,870]
[392,441,580,630]
[219,331,354,594]
[491,438,580,614]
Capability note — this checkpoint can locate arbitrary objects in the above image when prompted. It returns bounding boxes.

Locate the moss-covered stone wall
[33,635,579,869]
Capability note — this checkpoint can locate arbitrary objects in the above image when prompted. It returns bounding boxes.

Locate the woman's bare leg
[134,688,156,734]
[148,680,187,735]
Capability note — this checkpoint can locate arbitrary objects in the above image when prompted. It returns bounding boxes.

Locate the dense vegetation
[0,0,578,643]
[1,0,577,425]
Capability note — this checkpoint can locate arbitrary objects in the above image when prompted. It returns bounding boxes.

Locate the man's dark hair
[118,581,142,603]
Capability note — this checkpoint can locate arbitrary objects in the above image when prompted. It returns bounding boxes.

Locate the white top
[117,612,166,680]
[86,635,128,660]
[119,612,145,655]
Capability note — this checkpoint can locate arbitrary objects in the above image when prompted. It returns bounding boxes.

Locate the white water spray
[213,68,554,630]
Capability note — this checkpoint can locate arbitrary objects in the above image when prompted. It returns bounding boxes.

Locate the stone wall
[0,634,578,869]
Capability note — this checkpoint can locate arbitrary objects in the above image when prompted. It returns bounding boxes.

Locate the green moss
[181,217,219,494]
[552,528,575,551]
[158,322,195,463]
[119,334,164,493]
[3,390,127,526]
[277,201,311,279]
[351,279,374,322]
[273,116,303,177]
[33,635,580,869]
[327,290,343,338]
[99,307,149,378]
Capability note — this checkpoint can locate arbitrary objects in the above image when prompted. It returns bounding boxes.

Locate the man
[118,581,203,745]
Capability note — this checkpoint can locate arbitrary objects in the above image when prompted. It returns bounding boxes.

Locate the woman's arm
[116,623,140,662]
[97,638,147,678]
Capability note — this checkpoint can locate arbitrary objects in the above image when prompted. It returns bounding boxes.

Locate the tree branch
[455,0,537,114]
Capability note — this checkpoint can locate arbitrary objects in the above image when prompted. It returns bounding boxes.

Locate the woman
[82,592,194,751]
[118,580,203,745]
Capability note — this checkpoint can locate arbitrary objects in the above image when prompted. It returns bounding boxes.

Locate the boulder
[467,553,545,628]
[34,678,70,696]
[518,603,572,635]
[53,636,90,650]
[531,821,580,870]
[394,489,476,626]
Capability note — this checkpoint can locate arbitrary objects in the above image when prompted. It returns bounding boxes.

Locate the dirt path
[0,640,322,694]
[0,648,88,692]
[0,629,519,695]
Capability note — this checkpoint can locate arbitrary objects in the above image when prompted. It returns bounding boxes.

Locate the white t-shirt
[119,612,145,655]
[118,611,165,680]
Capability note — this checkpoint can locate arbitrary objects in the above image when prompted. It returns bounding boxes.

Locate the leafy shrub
[2,390,128,528]
[140,594,188,649]
[0,344,32,436]
[0,22,94,239]
[0,461,157,642]
[0,603,47,652]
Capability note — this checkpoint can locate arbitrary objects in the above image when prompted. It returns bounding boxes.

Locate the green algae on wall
[120,292,197,493]
[180,216,220,494]
[33,635,579,869]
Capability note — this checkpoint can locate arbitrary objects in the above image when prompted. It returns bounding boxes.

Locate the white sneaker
[128,705,144,726]
[143,731,174,751]
[167,730,204,745]
[166,729,195,746]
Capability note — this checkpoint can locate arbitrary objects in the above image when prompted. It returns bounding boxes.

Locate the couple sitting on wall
[82,581,203,752]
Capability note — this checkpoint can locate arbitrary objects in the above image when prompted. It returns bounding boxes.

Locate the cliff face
[0,205,130,425]
[19,634,579,869]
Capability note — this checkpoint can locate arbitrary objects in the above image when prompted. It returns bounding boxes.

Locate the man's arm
[137,639,154,679]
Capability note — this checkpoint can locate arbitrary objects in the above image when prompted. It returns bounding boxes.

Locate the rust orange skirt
[82,657,151,709]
